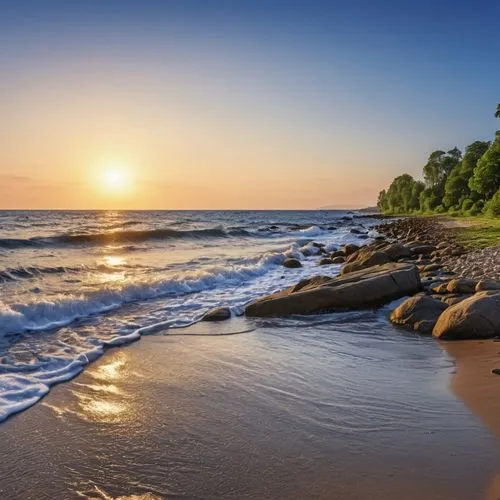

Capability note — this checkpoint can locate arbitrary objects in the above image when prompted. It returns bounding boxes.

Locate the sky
[0,0,499,209]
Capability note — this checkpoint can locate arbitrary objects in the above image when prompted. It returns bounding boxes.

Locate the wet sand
[440,340,500,500]
[0,315,499,499]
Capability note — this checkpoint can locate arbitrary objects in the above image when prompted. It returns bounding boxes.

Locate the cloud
[0,174,33,183]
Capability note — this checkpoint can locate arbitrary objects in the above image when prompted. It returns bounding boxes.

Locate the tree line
[377,105,500,216]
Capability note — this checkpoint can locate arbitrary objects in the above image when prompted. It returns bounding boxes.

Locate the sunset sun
[100,166,132,194]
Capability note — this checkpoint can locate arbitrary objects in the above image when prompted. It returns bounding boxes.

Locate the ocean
[0,209,379,422]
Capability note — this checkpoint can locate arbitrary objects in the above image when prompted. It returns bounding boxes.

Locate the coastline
[0,215,499,498]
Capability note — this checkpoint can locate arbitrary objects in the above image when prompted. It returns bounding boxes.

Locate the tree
[469,132,500,199]
[484,189,500,216]
[377,174,422,214]
[443,141,489,209]
[410,180,425,209]
[377,189,388,212]
[423,148,461,187]
[496,103,500,119]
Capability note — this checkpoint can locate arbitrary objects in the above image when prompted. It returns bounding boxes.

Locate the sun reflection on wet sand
[91,352,128,381]
[70,352,136,424]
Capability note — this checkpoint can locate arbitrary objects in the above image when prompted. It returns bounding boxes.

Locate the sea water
[0,210,378,421]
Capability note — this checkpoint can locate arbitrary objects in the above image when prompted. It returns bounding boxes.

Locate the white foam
[0,248,290,337]
[324,243,339,253]
[299,242,321,255]
[297,225,326,237]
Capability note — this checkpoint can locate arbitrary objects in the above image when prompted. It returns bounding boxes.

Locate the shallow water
[0,209,377,421]
[0,315,497,499]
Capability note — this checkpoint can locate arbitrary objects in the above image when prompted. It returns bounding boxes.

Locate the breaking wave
[0,227,254,249]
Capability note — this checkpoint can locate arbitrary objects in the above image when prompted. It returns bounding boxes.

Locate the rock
[342,244,360,256]
[318,258,333,266]
[446,278,477,294]
[283,258,302,268]
[341,251,390,275]
[331,256,345,264]
[422,264,442,273]
[410,245,436,256]
[430,282,450,294]
[433,292,500,340]
[476,279,500,292]
[330,250,345,258]
[350,228,365,234]
[441,294,470,306]
[358,234,369,239]
[245,263,421,317]
[390,295,448,334]
[382,243,412,261]
[202,307,232,322]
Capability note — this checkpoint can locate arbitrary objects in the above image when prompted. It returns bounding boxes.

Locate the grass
[450,217,500,249]
[379,211,500,248]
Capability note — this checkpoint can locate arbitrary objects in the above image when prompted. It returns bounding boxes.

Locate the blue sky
[0,0,499,208]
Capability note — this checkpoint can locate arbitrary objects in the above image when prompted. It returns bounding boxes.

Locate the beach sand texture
[0,317,498,499]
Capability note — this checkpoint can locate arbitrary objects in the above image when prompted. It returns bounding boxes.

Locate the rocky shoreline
[206,217,500,343]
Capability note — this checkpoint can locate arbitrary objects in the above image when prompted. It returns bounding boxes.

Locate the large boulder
[245,263,421,317]
[390,295,448,334]
[341,251,390,274]
[433,292,500,340]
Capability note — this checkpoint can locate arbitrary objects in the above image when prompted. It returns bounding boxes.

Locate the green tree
[484,189,500,216]
[496,103,500,119]
[443,141,489,209]
[410,180,425,209]
[377,189,388,212]
[469,132,500,199]
[377,174,422,214]
[423,148,461,187]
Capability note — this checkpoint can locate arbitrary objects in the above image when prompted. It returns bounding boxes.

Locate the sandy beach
[440,340,500,500]
[0,315,498,499]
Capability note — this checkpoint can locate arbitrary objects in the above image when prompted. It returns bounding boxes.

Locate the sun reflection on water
[104,255,126,267]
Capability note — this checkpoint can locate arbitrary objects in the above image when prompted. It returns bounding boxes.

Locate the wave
[0,227,254,249]
[0,265,79,283]
[295,225,328,237]
[0,248,289,336]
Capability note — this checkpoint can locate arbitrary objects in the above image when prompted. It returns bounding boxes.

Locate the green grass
[451,217,500,249]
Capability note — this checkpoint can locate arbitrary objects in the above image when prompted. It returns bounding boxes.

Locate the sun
[100,166,132,194]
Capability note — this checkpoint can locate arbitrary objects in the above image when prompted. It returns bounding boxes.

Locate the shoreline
[0,215,499,498]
